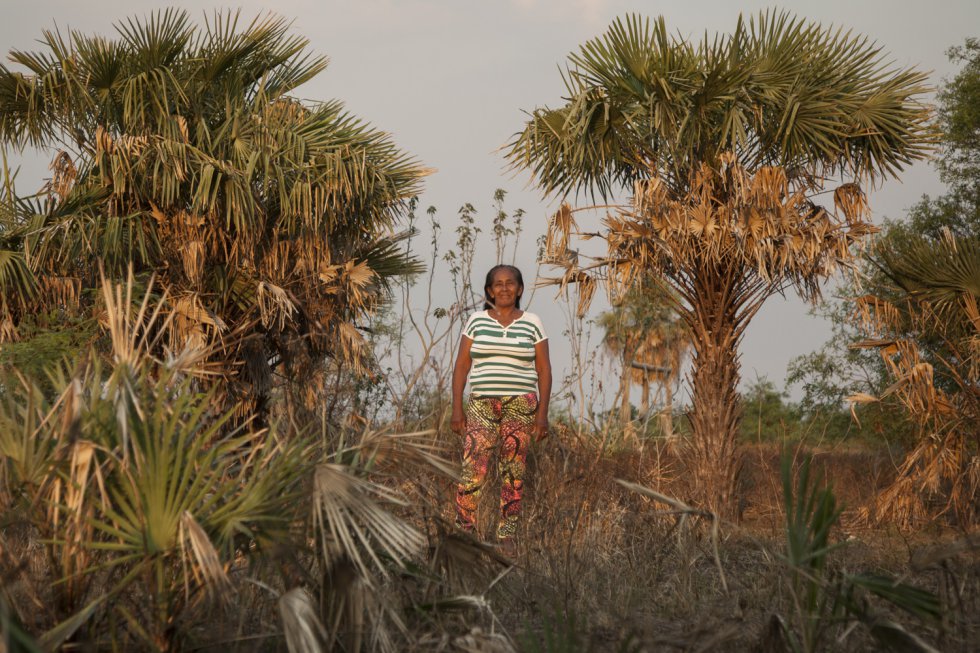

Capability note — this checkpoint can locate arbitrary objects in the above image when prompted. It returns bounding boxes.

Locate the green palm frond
[356,236,425,288]
[781,453,843,573]
[0,249,35,304]
[0,369,63,496]
[508,10,934,199]
[878,232,980,307]
[89,382,306,566]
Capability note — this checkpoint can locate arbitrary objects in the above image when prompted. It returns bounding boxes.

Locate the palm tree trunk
[661,380,674,439]
[619,346,634,423]
[685,268,743,519]
[619,374,632,422]
[640,377,650,415]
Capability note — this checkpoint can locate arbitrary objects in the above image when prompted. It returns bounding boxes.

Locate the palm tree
[598,282,687,425]
[509,12,933,516]
[0,10,427,419]
[853,231,980,526]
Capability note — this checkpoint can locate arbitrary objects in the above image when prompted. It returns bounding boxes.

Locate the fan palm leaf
[878,231,980,307]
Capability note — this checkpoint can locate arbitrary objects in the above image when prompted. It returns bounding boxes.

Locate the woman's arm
[533,339,552,439]
[450,336,473,434]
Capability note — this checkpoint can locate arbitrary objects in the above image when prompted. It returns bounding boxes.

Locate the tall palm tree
[0,10,427,418]
[509,12,933,516]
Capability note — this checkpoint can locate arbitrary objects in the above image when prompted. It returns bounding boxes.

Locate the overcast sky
[3,1,979,407]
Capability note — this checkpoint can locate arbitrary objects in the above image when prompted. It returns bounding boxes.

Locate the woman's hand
[450,410,466,435]
[532,413,549,440]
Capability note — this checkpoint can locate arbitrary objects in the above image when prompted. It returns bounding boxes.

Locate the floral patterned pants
[455,393,538,540]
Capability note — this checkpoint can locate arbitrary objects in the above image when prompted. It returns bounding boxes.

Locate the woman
[450,264,552,546]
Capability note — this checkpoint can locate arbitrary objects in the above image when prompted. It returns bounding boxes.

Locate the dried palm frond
[38,275,81,310]
[0,309,16,342]
[424,517,512,598]
[99,270,165,372]
[544,202,576,262]
[354,429,457,480]
[319,555,408,653]
[182,239,205,284]
[454,628,516,653]
[171,292,226,352]
[279,588,328,653]
[256,281,297,332]
[853,232,980,527]
[179,511,233,601]
[311,463,425,582]
[337,321,368,373]
[833,183,870,225]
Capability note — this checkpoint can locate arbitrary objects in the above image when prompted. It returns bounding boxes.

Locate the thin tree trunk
[685,268,743,519]
[619,372,632,422]
[640,377,650,415]
[661,379,674,439]
[619,346,634,423]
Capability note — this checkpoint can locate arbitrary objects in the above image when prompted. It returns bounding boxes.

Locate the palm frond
[0,249,36,305]
[312,462,425,582]
[878,231,980,307]
[508,10,934,200]
[279,588,328,653]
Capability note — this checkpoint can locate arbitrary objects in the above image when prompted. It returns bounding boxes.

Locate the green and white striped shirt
[463,310,548,397]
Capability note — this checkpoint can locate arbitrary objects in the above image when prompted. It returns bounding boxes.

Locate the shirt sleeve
[528,312,548,343]
[462,312,478,341]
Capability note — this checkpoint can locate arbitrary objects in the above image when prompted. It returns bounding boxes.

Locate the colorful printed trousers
[455,393,538,540]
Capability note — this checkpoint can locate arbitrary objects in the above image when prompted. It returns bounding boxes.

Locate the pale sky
[3,1,979,407]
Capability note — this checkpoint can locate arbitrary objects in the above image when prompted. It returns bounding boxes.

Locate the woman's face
[488,269,522,309]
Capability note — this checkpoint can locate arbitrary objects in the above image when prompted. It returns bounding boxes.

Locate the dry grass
[3,388,978,651]
[413,432,979,652]
[0,280,971,651]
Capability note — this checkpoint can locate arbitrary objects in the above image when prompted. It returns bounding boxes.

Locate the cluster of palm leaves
[509,11,934,516]
[0,276,463,651]
[598,282,688,423]
[773,454,941,653]
[851,231,980,527]
[0,9,427,418]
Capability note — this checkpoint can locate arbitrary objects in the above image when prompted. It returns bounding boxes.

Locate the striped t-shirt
[462,310,548,397]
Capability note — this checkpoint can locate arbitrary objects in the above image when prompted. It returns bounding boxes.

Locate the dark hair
[483,265,524,310]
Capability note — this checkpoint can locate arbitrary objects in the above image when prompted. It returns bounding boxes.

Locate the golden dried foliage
[852,289,980,527]
[541,156,874,318]
[179,511,234,600]
[47,151,77,200]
